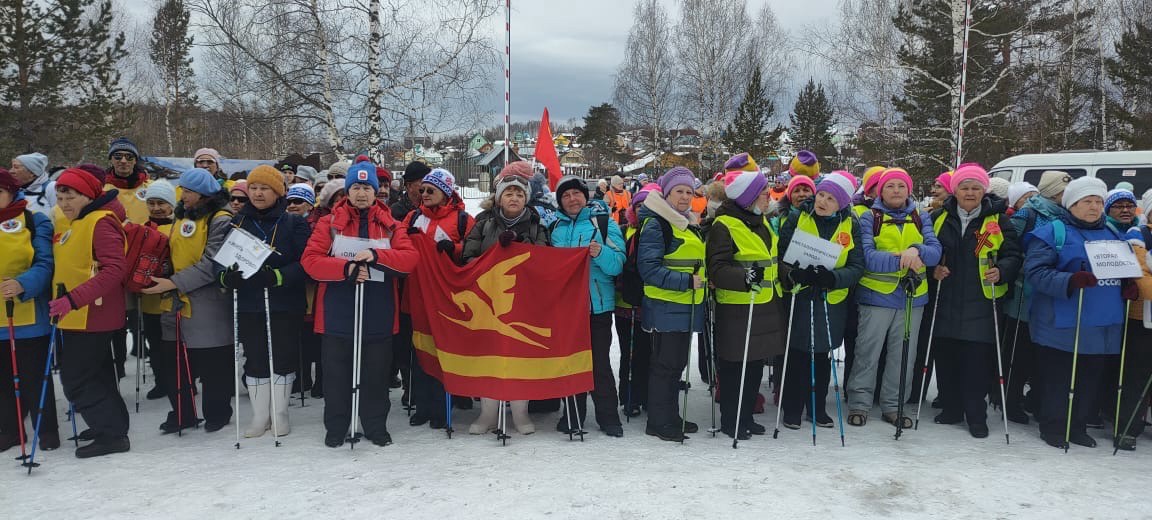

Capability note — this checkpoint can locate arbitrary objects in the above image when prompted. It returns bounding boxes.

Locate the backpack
[616,216,674,307]
[871,207,923,237]
[123,221,171,293]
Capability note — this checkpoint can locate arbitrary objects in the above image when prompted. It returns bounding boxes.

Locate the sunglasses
[419,187,439,195]
[111,153,136,162]
[287,198,310,205]
[230,196,249,203]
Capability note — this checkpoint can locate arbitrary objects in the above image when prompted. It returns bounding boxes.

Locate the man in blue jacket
[550,175,627,437]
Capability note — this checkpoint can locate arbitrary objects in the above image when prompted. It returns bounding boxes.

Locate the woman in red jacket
[49,167,130,458]
[302,162,419,448]
[400,168,475,429]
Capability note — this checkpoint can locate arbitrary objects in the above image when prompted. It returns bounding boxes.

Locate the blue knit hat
[422,168,456,198]
[1105,188,1136,214]
[287,183,316,206]
[108,137,140,159]
[179,168,221,196]
[345,161,380,192]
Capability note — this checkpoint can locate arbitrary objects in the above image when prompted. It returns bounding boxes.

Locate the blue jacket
[549,199,625,315]
[857,198,942,308]
[228,199,313,314]
[1,200,53,340]
[1024,219,1124,354]
[1005,195,1065,321]
[636,197,705,333]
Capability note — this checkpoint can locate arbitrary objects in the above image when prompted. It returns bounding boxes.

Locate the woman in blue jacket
[550,175,626,437]
[1024,176,1127,450]
[0,169,59,452]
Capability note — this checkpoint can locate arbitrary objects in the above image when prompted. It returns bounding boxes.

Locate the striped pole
[954,0,972,169]
[504,0,511,164]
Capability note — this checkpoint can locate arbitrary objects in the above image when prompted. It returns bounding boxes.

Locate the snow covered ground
[4,194,1148,518]
[3,339,1150,520]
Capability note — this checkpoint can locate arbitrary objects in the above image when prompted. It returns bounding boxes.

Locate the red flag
[408,236,593,401]
[537,108,563,191]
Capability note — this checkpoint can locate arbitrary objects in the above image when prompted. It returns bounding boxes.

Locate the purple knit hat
[724,171,768,210]
[658,166,696,195]
[816,172,855,211]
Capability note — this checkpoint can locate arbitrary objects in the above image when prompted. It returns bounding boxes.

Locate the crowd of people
[0,138,1149,463]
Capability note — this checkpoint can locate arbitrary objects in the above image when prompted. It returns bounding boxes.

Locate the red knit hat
[56,167,105,199]
[0,168,18,194]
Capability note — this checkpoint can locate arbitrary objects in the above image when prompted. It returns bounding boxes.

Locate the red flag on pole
[537,108,563,190]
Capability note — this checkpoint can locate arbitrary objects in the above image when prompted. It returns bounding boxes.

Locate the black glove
[745,265,764,290]
[436,239,455,254]
[251,266,281,288]
[498,230,517,247]
[813,265,836,289]
[407,226,420,235]
[789,263,815,286]
[345,261,364,282]
[219,264,245,289]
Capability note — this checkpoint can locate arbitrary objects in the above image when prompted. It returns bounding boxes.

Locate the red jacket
[301,199,419,339]
[399,196,475,314]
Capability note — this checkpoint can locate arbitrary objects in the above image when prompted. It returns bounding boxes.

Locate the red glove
[1122,280,1141,301]
[1068,271,1098,291]
[48,296,75,319]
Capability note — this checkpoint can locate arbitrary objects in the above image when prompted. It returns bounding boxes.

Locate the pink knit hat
[935,171,954,194]
[878,168,914,193]
[785,175,816,200]
[949,163,989,193]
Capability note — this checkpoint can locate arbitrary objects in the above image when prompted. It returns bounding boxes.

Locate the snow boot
[469,397,499,434]
[510,400,534,434]
[272,374,293,437]
[75,435,130,458]
[244,376,271,438]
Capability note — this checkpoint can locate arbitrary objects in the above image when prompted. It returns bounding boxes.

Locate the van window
[1096,168,1152,196]
[1023,169,1086,187]
[989,169,1012,180]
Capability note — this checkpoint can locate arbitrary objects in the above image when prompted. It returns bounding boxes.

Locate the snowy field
[4,193,1149,519]
[2,338,1150,520]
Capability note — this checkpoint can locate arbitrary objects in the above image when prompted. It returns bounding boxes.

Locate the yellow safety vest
[795,212,855,304]
[615,226,637,310]
[642,219,706,305]
[932,210,1007,299]
[712,215,779,304]
[852,204,870,218]
[161,210,232,317]
[140,222,175,315]
[0,211,40,326]
[53,210,122,331]
[859,210,928,297]
[106,179,152,224]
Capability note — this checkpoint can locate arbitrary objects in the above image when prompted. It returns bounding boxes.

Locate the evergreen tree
[150,0,197,156]
[0,0,128,160]
[722,65,781,163]
[789,79,837,166]
[581,103,625,174]
[1106,21,1152,149]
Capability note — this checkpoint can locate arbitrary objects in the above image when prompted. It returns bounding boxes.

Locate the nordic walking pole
[1114,299,1132,442]
[263,288,281,447]
[445,391,453,439]
[987,252,1010,444]
[732,274,759,449]
[1114,370,1152,455]
[823,295,846,447]
[895,273,918,441]
[134,307,142,413]
[1065,265,1088,453]
[348,279,364,448]
[680,262,701,443]
[297,326,306,408]
[175,306,185,436]
[625,314,635,424]
[914,272,944,430]
[26,284,65,472]
[233,290,241,449]
[708,297,720,436]
[772,288,798,439]
[807,297,818,446]
[1005,282,1025,398]
[6,299,29,462]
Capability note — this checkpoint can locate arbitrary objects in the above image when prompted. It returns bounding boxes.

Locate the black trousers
[646,331,691,429]
[615,311,651,408]
[322,335,392,438]
[164,346,235,426]
[142,313,169,392]
[411,358,446,421]
[59,332,129,439]
[300,320,322,390]
[1035,345,1114,437]
[1117,323,1152,436]
[150,333,187,423]
[1003,317,1035,410]
[239,312,302,377]
[562,313,621,427]
[935,338,992,425]
[716,358,766,432]
[0,335,59,437]
[781,350,831,423]
[110,309,138,377]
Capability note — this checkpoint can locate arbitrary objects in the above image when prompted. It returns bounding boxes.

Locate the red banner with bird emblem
[408,237,593,401]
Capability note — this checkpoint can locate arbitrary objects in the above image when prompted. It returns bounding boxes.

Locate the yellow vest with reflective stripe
[932,209,1007,299]
[643,219,706,305]
[859,210,928,297]
[852,204,870,217]
[712,215,778,304]
[53,210,121,331]
[795,212,855,304]
[0,211,39,326]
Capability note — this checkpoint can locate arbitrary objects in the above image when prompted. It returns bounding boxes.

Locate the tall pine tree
[1106,21,1152,149]
[581,103,626,174]
[722,65,781,163]
[0,0,127,160]
[150,0,197,156]
[789,79,837,167]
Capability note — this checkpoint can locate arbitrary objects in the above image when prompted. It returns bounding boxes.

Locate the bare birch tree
[613,0,676,153]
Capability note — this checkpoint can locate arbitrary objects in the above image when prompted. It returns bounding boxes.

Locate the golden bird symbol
[439,251,552,349]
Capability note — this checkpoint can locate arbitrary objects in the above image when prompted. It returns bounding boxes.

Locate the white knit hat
[1007,182,1038,209]
[143,180,178,207]
[1061,176,1107,209]
[988,177,1010,199]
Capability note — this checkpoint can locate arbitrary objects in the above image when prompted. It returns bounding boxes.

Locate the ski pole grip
[56,283,66,299]
[4,298,13,319]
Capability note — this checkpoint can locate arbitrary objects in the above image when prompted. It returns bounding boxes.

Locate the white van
[988,150,1152,195]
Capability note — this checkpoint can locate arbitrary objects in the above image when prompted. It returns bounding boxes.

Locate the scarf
[499,207,526,228]
[0,199,29,222]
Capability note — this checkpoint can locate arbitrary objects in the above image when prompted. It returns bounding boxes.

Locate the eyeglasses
[375,193,390,200]
[419,187,438,195]
[287,198,310,205]
[1111,203,1137,210]
[195,159,216,166]
[230,196,249,203]
[111,153,136,162]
